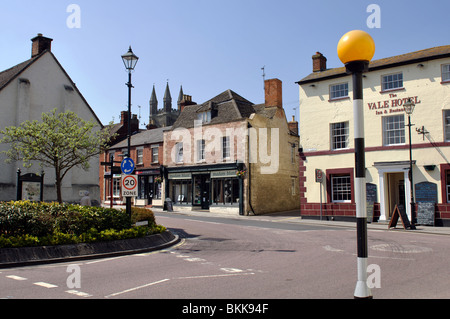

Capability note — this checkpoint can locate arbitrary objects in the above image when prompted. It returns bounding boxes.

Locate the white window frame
[197,139,205,162]
[330,121,349,150]
[383,115,405,146]
[331,175,352,203]
[222,136,230,160]
[197,111,211,124]
[175,142,183,163]
[442,64,450,82]
[444,110,450,142]
[151,145,159,164]
[329,82,349,100]
[381,72,403,91]
[136,147,144,165]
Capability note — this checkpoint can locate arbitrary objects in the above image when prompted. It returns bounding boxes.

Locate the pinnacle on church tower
[163,82,172,112]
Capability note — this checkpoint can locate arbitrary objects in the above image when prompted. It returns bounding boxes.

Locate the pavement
[149,206,450,236]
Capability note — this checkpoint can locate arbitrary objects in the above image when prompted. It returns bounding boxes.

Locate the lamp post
[121,46,139,219]
[337,30,375,299]
[404,98,417,230]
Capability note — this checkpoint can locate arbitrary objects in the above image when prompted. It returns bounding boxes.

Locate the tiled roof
[297,45,450,84]
[0,57,37,91]
[110,126,171,149]
[171,89,256,129]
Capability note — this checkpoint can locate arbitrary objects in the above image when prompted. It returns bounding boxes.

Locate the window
[383,115,405,145]
[175,142,183,163]
[171,180,192,204]
[382,73,403,91]
[331,122,349,150]
[222,136,230,160]
[151,146,159,163]
[444,110,450,142]
[291,178,296,195]
[197,139,205,162]
[113,177,121,197]
[331,175,352,202]
[330,83,348,100]
[198,111,211,123]
[136,148,143,165]
[212,178,239,205]
[443,64,450,82]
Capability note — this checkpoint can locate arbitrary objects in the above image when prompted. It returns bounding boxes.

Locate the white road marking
[177,272,255,280]
[66,290,93,298]
[104,279,170,298]
[6,275,27,281]
[34,282,58,289]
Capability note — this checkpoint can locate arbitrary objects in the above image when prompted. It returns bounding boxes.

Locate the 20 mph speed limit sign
[122,175,138,197]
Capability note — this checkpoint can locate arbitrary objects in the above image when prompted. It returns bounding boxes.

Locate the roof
[171,89,256,129]
[297,45,450,85]
[0,49,103,127]
[110,126,171,149]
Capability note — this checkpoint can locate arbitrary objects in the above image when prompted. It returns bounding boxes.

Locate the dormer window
[198,111,211,123]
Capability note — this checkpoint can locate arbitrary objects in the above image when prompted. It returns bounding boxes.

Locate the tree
[0,109,115,203]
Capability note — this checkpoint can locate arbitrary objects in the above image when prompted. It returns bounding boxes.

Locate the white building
[0,34,103,203]
[297,46,450,226]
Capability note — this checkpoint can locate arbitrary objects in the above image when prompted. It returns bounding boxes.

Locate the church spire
[149,85,158,125]
[163,82,172,112]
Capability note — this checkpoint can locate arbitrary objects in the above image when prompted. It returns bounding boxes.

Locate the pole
[347,60,372,299]
[110,154,114,209]
[408,115,416,229]
[126,71,132,220]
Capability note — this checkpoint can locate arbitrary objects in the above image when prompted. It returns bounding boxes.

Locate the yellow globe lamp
[337,30,375,64]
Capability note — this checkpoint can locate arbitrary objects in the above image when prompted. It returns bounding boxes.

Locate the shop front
[135,168,163,207]
[165,163,244,215]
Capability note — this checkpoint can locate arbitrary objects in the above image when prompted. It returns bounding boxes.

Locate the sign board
[122,174,138,197]
[388,205,412,229]
[315,169,324,183]
[417,202,435,226]
[121,158,135,175]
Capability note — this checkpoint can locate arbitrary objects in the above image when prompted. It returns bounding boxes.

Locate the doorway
[386,172,406,218]
[193,174,211,210]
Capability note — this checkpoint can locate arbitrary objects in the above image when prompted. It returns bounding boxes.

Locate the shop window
[171,180,192,204]
[331,121,349,150]
[383,115,405,145]
[330,83,348,100]
[382,72,403,91]
[212,178,239,205]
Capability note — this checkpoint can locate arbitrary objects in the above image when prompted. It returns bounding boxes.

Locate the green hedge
[0,201,165,248]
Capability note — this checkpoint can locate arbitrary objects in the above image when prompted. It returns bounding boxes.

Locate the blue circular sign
[121,158,135,175]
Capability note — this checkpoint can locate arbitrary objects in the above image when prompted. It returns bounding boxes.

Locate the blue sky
[1,0,449,126]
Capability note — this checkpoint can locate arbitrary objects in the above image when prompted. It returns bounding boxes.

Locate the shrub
[0,201,164,248]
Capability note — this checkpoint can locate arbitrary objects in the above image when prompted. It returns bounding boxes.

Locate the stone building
[163,78,300,215]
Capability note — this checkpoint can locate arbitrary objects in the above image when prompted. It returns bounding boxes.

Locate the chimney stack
[179,94,197,112]
[31,34,53,58]
[264,78,283,108]
[312,52,327,72]
[288,115,299,136]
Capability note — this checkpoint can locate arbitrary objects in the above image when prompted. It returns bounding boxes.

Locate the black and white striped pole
[338,30,375,299]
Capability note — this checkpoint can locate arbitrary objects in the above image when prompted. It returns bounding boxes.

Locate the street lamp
[122,46,139,219]
[404,98,417,230]
[337,30,375,299]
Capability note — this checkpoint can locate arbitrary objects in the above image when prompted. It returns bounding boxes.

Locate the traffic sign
[121,158,135,175]
[122,175,138,197]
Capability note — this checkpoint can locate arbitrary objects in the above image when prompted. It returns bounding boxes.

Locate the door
[387,173,405,218]
[193,174,211,209]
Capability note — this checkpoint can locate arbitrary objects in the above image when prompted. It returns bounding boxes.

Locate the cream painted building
[0,34,103,203]
[297,46,450,226]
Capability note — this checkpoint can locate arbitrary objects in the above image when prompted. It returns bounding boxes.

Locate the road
[1,211,450,302]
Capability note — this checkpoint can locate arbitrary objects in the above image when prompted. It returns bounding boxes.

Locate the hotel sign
[367,94,421,115]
